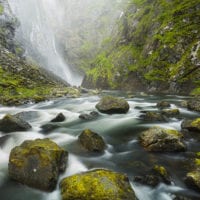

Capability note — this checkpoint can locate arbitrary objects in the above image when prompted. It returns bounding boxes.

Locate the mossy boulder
[0,114,31,133]
[96,96,129,114]
[161,109,180,117]
[142,111,167,122]
[139,127,186,152]
[156,101,171,109]
[8,138,68,191]
[60,169,136,200]
[181,118,200,132]
[185,170,200,192]
[187,99,200,112]
[78,129,106,152]
[51,113,66,122]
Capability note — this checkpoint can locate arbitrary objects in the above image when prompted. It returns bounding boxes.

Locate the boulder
[139,127,186,152]
[40,123,59,133]
[78,129,106,152]
[181,118,200,132]
[156,101,171,109]
[187,99,200,112]
[161,109,180,117]
[0,114,31,133]
[79,111,99,120]
[60,169,136,200]
[9,138,68,191]
[96,96,129,114]
[185,170,200,192]
[142,111,167,122]
[51,113,66,122]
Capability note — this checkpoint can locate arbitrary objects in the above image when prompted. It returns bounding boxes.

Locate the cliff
[82,0,200,95]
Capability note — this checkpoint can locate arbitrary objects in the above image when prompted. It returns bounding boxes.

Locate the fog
[7,0,126,86]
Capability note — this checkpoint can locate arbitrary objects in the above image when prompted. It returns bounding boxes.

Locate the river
[0,92,200,200]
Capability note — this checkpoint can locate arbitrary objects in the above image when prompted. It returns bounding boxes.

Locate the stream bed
[0,92,200,200]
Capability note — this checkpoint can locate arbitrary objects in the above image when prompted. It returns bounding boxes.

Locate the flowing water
[7,0,83,86]
[0,92,200,200]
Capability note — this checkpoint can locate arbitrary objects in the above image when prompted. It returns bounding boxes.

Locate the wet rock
[139,127,186,152]
[51,113,66,122]
[180,100,188,108]
[79,111,99,120]
[78,129,106,152]
[96,95,129,114]
[0,114,31,133]
[181,118,200,132]
[60,169,136,200]
[134,165,171,187]
[187,99,200,112]
[161,109,180,117]
[157,101,171,109]
[185,170,200,192]
[142,111,167,122]
[9,138,68,191]
[40,123,59,133]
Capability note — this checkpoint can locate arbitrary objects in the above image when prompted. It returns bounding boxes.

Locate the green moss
[0,4,4,15]
[191,118,200,128]
[165,129,182,137]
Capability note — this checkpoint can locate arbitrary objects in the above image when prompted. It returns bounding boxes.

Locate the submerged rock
[187,99,200,112]
[9,138,68,191]
[181,118,200,132]
[78,129,106,152]
[156,101,171,109]
[0,114,31,133]
[96,95,129,114]
[139,127,186,152]
[79,111,99,120]
[161,109,180,117]
[40,123,60,133]
[51,113,66,122]
[60,169,136,200]
[142,111,167,122]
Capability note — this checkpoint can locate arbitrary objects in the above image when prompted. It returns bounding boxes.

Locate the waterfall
[7,0,83,86]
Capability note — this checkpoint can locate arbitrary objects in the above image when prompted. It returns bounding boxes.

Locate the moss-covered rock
[187,99,200,112]
[96,96,129,114]
[78,129,106,152]
[185,170,200,192]
[139,126,186,152]
[161,109,180,117]
[0,114,31,133]
[181,118,200,132]
[141,111,167,122]
[60,169,136,200]
[9,138,68,191]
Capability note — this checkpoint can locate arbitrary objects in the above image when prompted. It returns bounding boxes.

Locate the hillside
[82,0,200,95]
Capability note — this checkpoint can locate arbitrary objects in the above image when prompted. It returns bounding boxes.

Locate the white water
[7,0,83,86]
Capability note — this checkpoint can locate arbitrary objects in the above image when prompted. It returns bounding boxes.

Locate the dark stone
[141,111,167,122]
[0,114,31,133]
[78,129,106,152]
[40,124,59,133]
[51,113,66,122]
[9,138,68,191]
[79,111,99,120]
[96,96,129,114]
[157,101,171,109]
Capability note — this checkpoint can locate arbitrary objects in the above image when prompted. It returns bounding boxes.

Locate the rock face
[78,129,106,152]
[51,113,66,122]
[0,114,31,133]
[60,169,136,200]
[96,96,129,114]
[187,99,200,112]
[8,138,68,191]
[181,118,200,132]
[139,127,186,152]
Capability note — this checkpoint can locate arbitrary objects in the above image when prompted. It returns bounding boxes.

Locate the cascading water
[7,0,83,86]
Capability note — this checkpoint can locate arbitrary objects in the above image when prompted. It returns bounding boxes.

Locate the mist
[7,0,126,86]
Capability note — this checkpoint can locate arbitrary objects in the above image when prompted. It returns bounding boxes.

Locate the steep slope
[0,0,75,106]
[82,0,200,95]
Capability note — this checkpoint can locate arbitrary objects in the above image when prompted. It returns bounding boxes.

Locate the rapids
[0,92,200,200]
